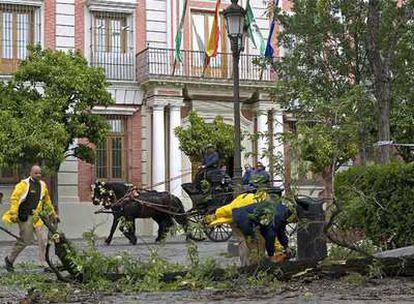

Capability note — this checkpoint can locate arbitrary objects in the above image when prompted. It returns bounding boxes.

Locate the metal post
[232,37,242,182]
[228,36,242,257]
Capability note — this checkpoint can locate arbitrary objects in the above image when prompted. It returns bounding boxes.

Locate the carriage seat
[181,183,202,195]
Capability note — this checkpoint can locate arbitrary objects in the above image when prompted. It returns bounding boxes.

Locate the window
[95,117,126,180]
[0,4,38,73]
[90,11,134,80]
[190,11,229,76]
[191,11,228,51]
[93,12,129,54]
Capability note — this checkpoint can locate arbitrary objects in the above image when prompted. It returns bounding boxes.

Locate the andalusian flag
[245,0,266,55]
[204,0,221,70]
[174,0,189,63]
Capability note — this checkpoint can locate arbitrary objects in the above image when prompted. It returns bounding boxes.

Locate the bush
[335,162,414,248]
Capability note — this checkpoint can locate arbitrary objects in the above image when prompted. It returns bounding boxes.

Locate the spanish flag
[203,0,221,73]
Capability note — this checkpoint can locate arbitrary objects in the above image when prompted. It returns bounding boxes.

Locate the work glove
[2,212,17,225]
[268,252,287,264]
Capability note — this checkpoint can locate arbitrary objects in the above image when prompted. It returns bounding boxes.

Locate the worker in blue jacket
[232,200,292,263]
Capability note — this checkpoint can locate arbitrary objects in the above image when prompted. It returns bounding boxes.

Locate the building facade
[0,0,292,237]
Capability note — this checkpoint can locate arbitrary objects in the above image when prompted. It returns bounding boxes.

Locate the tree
[174,111,234,173]
[272,0,414,203]
[0,46,113,199]
[366,0,414,164]
[272,0,371,204]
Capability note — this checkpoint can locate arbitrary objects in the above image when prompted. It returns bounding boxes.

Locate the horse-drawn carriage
[92,165,285,245]
[181,172,235,242]
[92,169,237,244]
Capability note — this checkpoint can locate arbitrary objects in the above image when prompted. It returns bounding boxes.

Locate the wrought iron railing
[136,47,274,83]
[89,11,135,81]
[90,52,135,81]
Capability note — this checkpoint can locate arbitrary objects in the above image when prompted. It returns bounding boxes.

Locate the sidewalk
[0,236,239,269]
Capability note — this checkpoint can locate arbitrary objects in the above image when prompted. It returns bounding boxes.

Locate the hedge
[335,162,414,248]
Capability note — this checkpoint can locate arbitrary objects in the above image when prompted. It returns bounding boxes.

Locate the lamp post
[224,0,246,257]
[223,0,246,182]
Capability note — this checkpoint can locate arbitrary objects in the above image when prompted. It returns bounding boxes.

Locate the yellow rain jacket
[207,191,269,226]
[2,178,56,228]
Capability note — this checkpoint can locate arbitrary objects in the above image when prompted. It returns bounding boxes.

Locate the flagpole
[203,0,221,78]
[261,0,278,80]
[172,58,177,76]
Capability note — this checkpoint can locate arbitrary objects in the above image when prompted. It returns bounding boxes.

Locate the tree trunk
[377,93,392,164]
[319,165,333,209]
[367,0,393,164]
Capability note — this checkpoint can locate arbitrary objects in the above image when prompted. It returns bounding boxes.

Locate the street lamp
[223,0,246,182]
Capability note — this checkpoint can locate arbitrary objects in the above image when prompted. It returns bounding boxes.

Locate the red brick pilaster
[136,0,146,52]
[127,110,142,186]
[75,0,85,52]
[44,0,56,50]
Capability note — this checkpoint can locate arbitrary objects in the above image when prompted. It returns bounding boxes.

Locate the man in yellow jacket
[2,165,57,272]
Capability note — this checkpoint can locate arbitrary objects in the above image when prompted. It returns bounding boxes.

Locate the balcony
[136,47,274,85]
[90,52,135,81]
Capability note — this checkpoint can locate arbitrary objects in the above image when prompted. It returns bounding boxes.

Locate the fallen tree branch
[45,242,74,283]
[162,256,414,283]
[39,214,84,282]
[0,226,24,242]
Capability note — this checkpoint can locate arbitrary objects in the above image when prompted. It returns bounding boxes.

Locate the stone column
[169,104,182,196]
[152,105,166,191]
[256,109,269,168]
[272,110,284,187]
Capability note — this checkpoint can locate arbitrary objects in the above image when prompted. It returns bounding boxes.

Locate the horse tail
[171,195,188,231]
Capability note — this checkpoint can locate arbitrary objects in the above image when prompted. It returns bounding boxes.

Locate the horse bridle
[97,184,137,209]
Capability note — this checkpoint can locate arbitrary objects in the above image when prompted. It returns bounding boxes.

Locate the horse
[92,181,189,245]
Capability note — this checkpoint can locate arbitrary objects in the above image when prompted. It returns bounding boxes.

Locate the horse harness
[99,184,193,217]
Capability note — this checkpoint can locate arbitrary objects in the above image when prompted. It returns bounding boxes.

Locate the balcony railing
[136,47,274,83]
[90,52,135,81]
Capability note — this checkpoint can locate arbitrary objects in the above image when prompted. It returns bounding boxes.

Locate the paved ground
[0,235,239,267]
[0,237,414,303]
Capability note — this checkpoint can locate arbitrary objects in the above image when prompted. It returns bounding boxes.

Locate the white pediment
[87,0,136,13]
[0,0,43,6]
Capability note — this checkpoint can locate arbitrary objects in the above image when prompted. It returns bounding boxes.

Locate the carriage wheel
[186,213,206,242]
[204,224,232,242]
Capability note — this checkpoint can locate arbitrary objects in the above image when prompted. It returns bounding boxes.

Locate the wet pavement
[1,236,414,303]
[0,235,239,268]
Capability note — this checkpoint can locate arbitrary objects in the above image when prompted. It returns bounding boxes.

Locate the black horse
[92,181,189,245]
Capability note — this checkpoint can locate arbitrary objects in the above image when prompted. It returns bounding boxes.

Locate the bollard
[227,234,240,256]
[296,196,327,261]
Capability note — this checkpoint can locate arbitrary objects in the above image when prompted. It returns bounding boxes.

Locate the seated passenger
[247,162,271,189]
[195,144,220,189]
